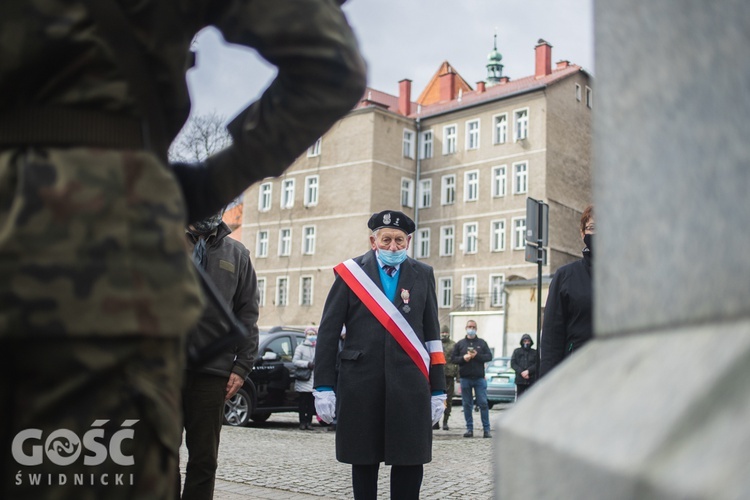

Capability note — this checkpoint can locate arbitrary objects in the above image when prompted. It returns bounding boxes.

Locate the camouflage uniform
[0,1,365,498]
[441,336,459,427]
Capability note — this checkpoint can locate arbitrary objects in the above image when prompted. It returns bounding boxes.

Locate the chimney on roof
[556,60,570,70]
[398,79,412,116]
[535,39,553,79]
[499,76,510,85]
[439,71,456,101]
[476,81,486,93]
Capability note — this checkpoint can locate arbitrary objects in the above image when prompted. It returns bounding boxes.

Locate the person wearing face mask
[450,320,493,438]
[510,334,537,398]
[540,204,595,378]
[314,210,446,500]
[293,327,318,430]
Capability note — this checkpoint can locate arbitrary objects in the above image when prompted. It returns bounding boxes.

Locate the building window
[418,179,432,209]
[493,113,508,144]
[514,108,529,141]
[279,228,292,256]
[257,277,266,307]
[259,183,272,211]
[256,230,269,258]
[438,277,453,308]
[491,220,506,252]
[307,138,321,157]
[575,84,582,102]
[281,178,295,209]
[466,119,480,150]
[416,228,430,259]
[443,124,457,154]
[440,226,455,256]
[403,129,415,158]
[420,130,433,159]
[586,86,593,108]
[464,170,479,202]
[463,222,478,254]
[462,276,476,307]
[441,175,456,205]
[304,175,319,206]
[302,226,316,255]
[512,217,526,250]
[300,276,313,306]
[489,274,505,307]
[401,178,414,208]
[513,161,528,194]
[492,165,507,197]
[276,277,289,306]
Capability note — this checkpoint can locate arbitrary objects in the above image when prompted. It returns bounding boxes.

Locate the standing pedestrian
[451,320,493,438]
[314,210,447,500]
[293,327,318,430]
[510,334,537,398]
[438,325,459,431]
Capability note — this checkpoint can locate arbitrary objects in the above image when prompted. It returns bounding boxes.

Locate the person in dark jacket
[438,325,459,430]
[510,334,537,398]
[540,205,595,378]
[450,320,493,438]
[182,211,259,499]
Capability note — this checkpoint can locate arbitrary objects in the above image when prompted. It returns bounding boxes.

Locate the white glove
[314,390,337,424]
[431,394,447,425]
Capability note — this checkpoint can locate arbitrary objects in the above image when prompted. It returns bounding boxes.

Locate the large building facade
[238,39,592,356]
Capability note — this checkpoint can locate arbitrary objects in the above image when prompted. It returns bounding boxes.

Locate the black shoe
[327,425,336,432]
[463,431,473,438]
[483,430,492,438]
[305,423,314,430]
[299,424,306,430]
[432,422,440,430]
[443,424,450,431]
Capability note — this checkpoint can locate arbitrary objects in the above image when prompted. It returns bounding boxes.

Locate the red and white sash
[334,259,444,380]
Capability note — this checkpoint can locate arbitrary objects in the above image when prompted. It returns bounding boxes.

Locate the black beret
[367,210,415,234]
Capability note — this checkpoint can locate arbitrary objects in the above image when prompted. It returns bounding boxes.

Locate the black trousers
[516,383,531,398]
[297,391,315,425]
[352,463,423,500]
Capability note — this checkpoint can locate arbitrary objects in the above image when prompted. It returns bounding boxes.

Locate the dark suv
[223,327,307,426]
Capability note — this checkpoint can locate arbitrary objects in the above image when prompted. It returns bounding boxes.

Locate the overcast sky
[186,0,593,121]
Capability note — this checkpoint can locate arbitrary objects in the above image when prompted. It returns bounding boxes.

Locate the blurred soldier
[437,325,458,431]
[314,210,446,500]
[181,210,259,499]
[0,1,365,498]
[510,334,537,398]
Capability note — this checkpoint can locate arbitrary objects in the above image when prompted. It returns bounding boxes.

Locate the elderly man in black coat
[314,210,447,500]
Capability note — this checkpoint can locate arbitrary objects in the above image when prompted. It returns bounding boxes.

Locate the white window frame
[307,138,321,157]
[299,275,314,306]
[304,175,319,207]
[401,178,414,208]
[257,277,266,307]
[513,161,528,194]
[514,108,529,141]
[281,178,295,209]
[440,225,455,256]
[464,170,479,202]
[462,275,477,307]
[575,83,582,102]
[258,182,272,212]
[586,86,593,108]
[302,225,316,255]
[403,129,415,158]
[493,113,508,144]
[279,228,292,256]
[489,274,505,307]
[438,277,453,308]
[441,174,456,205]
[418,179,432,209]
[463,222,478,254]
[416,228,431,259]
[466,119,480,150]
[276,276,289,306]
[419,130,433,159]
[492,165,507,198]
[443,124,457,154]
[256,230,269,258]
[512,217,527,250]
[490,219,506,252]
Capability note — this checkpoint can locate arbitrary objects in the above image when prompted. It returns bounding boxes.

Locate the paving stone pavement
[179,405,512,499]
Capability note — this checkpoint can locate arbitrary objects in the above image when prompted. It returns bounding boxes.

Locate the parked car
[224,327,307,426]
[453,356,512,408]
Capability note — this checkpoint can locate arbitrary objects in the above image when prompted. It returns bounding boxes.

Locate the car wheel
[224,388,251,427]
[250,412,271,423]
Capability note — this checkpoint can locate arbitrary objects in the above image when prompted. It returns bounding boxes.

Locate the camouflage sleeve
[230,246,260,379]
[203,0,367,205]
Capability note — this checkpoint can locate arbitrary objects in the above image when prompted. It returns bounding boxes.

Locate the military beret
[367,210,415,234]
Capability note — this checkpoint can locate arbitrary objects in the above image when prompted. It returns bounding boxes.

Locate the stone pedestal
[495,2,750,498]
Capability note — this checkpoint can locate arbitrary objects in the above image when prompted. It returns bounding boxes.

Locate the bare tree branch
[169,112,232,163]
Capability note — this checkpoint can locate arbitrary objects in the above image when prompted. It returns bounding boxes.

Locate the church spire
[486,32,503,86]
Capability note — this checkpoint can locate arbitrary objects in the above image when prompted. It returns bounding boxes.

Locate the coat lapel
[360,250,383,292]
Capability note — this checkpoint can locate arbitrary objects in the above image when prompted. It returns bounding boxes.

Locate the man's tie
[383,265,396,277]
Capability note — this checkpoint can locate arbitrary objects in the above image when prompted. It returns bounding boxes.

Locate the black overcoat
[314,250,445,465]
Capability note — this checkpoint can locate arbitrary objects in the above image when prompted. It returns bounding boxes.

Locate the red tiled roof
[354,87,417,114]
[416,61,474,106]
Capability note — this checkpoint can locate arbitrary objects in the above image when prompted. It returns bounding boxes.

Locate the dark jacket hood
[520,333,534,347]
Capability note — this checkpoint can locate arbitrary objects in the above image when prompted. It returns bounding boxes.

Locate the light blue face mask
[466,329,477,337]
[378,248,407,266]
[306,336,317,343]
